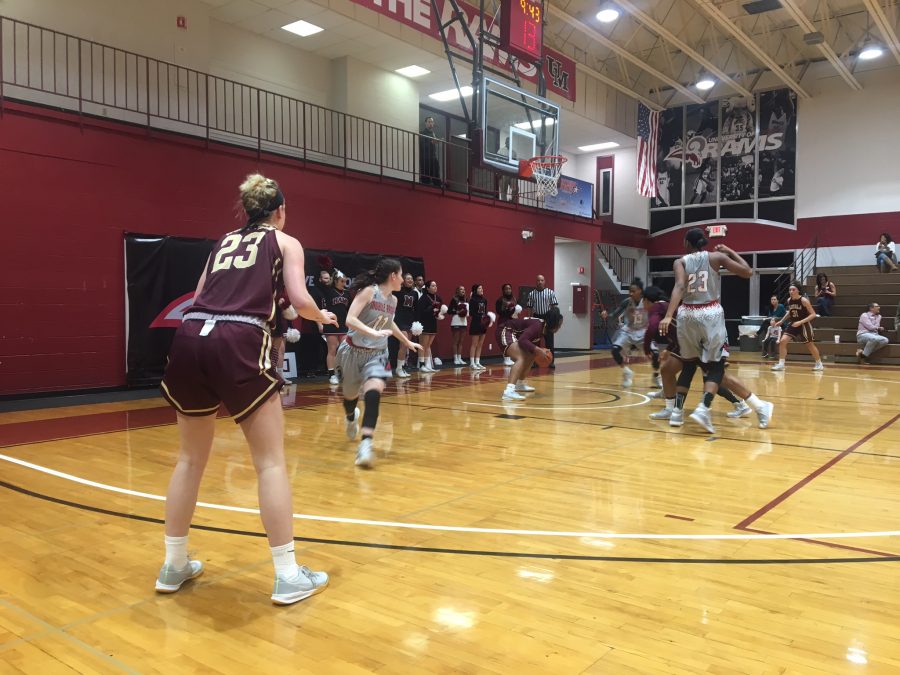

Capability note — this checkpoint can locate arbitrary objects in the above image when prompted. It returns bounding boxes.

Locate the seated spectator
[814,273,837,317]
[761,324,782,359]
[856,302,889,364]
[875,233,898,273]
[758,295,786,355]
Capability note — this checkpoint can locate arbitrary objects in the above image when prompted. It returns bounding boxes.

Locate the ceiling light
[281,20,324,37]
[395,65,431,78]
[596,8,620,22]
[514,118,555,129]
[696,77,715,90]
[578,141,620,152]
[859,43,884,60]
[428,85,473,101]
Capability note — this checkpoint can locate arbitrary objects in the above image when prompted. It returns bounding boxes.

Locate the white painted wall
[553,240,592,349]
[809,245,881,268]
[612,148,649,229]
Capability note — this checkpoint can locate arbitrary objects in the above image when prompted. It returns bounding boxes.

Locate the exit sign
[707,225,727,238]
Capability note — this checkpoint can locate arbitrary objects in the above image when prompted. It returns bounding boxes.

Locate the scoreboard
[500,0,543,62]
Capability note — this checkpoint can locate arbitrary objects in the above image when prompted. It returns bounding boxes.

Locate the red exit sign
[707,225,727,238]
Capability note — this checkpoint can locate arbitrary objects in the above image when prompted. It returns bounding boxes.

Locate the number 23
[210,231,265,273]
[687,271,708,294]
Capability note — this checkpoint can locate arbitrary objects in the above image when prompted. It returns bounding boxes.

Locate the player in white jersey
[601,278,652,388]
[337,258,422,468]
[660,228,774,433]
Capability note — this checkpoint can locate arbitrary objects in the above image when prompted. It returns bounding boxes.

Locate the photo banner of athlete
[648,88,797,235]
[125,232,425,387]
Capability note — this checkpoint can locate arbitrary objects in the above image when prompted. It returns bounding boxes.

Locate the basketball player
[158,173,337,604]
[415,280,443,372]
[498,307,563,401]
[391,272,418,377]
[771,283,824,371]
[337,258,422,468]
[601,278,651,388]
[448,285,469,365]
[659,228,774,432]
[468,284,489,369]
[320,272,351,385]
[496,283,518,366]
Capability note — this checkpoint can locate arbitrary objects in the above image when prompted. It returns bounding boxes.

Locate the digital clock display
[500,0,543,62]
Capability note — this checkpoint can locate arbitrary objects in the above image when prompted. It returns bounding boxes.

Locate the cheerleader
[392,272,418,377]
[320,272,351,385]
[468,284,489,369]
[448,286,469,365]
[415,280,444,372]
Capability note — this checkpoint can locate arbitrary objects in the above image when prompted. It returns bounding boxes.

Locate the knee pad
[362,389,381,430]
[705,360,726,385]
[611,345,624,365]
[676,362,698,389]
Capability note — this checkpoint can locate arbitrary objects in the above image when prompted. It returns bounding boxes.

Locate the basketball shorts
[336,341,392,395]
[784,322,814,344]
[161,319,283,423]
[651,325,681,359]
[613,328,646,353]
[676,303,728,363]
[499,326,540,356]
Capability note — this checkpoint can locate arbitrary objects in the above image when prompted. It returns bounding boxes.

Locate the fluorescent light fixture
[596,8,620,22]
[514,118,555,129]
[859,43,884,60]
[578,141,620,152]
[455,133,469,139]
[395,65,431,78]
[428,85,473,101]
[281,20,324,37]
[696,77,715,90]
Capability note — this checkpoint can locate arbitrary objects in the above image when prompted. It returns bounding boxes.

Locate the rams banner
[125,232,426,386]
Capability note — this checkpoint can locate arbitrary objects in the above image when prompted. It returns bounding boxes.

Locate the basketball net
[519,156,567,197]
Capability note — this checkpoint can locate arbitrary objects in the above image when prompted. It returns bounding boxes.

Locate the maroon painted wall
[1,102,604,394]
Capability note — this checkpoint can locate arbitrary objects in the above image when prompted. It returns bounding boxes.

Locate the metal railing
[0,15,566,212]
[597,243,636,289]
[773,236,818,301]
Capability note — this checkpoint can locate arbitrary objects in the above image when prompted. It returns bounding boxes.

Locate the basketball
[534,348,553,368]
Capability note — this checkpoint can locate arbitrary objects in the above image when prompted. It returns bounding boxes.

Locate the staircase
[787,265,900,364]
[597,244,635,291]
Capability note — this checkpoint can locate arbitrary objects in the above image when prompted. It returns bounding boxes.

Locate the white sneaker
[771,362,785,371]
[477,363,488,370]
[812,362,824,371]
[669,409,684,427]
[271,566,329,605]
[155,560,204,593]
[689,406,715,434]
[756,401,774,429]
[515,382,536,392]
[652,373,662,388]
[649,408,672,420]
[647,390,663,399]
[396,367,411,378]
[503,357,514,366]
[502,389,526,401]
[328,374,339,386]
[345,407,360,439]
[726,401,752,418]
[420,364,436,373]
[622,366,634,388]
[355,437,375,468]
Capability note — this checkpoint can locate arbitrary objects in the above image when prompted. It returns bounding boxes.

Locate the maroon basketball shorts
[161,320,283,423]
[499,326,539,356]
[784,322,814,344]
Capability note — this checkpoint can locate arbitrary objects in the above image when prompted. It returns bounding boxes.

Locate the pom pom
[440,304,448,315]
[481,311,497,329]
[410,321,424,336]
[315,254,333,271]
[513,304,523,318]
[432,301,442,317]
[457,303,468,318]
[433,357,442,366]
[282,304,298,321]
[285,328,301,343]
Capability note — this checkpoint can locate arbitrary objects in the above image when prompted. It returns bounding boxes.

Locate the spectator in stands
[856,302,888,364]
[759,295,786,357]
[875,233,897,272]
[814,273,837,317]
[414,275,426,299]
[419,116,442,187]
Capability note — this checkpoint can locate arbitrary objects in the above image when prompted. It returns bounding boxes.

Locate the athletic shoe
[771,362,785,371]
[328,374,339,386]
[355,438,375,468]
[502,389,526,401]
[812,362,824,371]
[652,373,662,389]
[155,560,204,593]
[622,366,634,388]
[689,406,715,434]
[271,566,329,606]
[503,357,514,366]
[396,367,411,378]
[420,364,436,373]
[646,389,663,399]
[669,409,684,427]
[475,363,487,371]
[756,401,774,429]
[649,408,672,420]
[515,382,536,392]
[726,401,752,418]
[345,407,360,440]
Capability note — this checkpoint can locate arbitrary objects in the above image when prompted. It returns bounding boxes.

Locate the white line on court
[2,452,897,541]
[465,387,651,410]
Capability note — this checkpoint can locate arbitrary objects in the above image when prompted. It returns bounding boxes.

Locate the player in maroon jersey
[771,283,823,371]
[157,174,338,606]
[498,308,562,401]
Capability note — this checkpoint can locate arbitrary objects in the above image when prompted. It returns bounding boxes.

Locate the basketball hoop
[519,155,566,197]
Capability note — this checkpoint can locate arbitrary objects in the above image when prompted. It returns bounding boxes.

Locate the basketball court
[2,354,898,673]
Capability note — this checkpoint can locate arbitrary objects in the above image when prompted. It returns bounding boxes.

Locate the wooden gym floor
[1,353,899,674]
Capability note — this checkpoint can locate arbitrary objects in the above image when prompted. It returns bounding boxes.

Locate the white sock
[746,393,763,409]
[696,402,710,411]
[271,542,299,580]
[815,360,822,366]
[164,535,189,569]
[778,359,785,366]
[516,379,525,385]
[476,359,482,366]
[665,398,675,410]
[505,383,515,392]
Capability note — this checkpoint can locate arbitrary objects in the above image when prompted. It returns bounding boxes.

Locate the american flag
[636,103,660,198]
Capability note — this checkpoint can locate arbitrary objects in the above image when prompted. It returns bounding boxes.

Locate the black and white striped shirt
[526,287,558,316]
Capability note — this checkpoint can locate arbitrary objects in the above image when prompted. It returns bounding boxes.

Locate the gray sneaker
[271,566,329,605]
[649,408,672,420]
[647,389,663,399]
[756,400,774,429]
[355,437,375,468]
[669,408,684,427]
[689,406,715,434]
[346,407,360,440]
[155,560,204,593]
[726,401,752,418]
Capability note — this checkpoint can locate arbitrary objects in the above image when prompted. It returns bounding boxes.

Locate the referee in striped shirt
[526,274,559,368]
